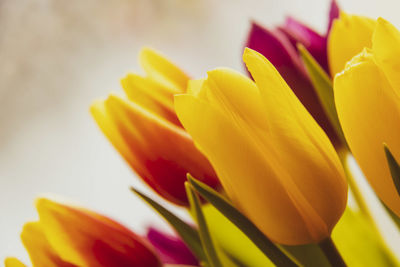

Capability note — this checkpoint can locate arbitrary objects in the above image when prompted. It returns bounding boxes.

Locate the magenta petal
[281,17,328,72]
[245,22,340,147]
[246,22,306,78]
[146,227,198,265]
[327,0,340,33]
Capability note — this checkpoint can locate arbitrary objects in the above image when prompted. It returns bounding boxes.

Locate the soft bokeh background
[2,0,400,262]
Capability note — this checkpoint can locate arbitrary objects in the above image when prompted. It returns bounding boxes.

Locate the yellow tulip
[334,18,400,217]
[328,12,376,76]
[174,48,347,245]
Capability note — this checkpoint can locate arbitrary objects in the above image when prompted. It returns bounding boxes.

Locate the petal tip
[35,197,58,215]
[376,17,389,25]
[139,46,158,59]
[4,258,26,267]
[89,99,106,114]
[242,47,258,63]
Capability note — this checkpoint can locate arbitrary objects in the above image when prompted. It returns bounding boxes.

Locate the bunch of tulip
[7,1,400,266]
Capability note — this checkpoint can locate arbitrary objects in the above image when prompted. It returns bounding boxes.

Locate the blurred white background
[1,0,400,263]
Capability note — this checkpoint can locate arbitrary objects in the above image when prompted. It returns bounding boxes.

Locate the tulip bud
[328,12,376,76]
[334,18,400,217]
[91,48,220,206]
[174,48,347,245]
[6,198,161,267]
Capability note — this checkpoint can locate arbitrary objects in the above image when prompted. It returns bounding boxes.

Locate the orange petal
[100,95,219,205]
[36,198,161,267]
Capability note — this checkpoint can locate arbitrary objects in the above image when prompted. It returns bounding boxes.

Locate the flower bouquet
[6,1,400,266]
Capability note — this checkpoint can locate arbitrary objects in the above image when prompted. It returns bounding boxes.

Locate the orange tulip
[5,198,161,267]
[91,48,220,206]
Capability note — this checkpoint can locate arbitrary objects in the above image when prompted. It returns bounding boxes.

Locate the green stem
[319,237,347,267]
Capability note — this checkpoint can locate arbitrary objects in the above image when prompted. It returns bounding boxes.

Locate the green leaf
[280,243,330,267]
[384,144,400,196]
[187,175,298,267]
[332,207,398,267]
[282,206,399,267]
[203,204,275,267]
[130,187,206,262]
[185,182,223,267]
[298,44,347,147]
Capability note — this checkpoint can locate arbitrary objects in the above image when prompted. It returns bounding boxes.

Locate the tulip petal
[4,258,27,267]
[186,79,205,96]
[204,68,268,131]
[139,48,189,93]
[121,74,181,127]
[243,48,347,241]
[101,95,218,205]
[175,93,317,245]
[21,222,75,267]
[246,22,306,79]
[146,227,198,265]
[36,198,161,267]
[281,17,328,72]
[91,98,174,200]
[246,23,339,145]
[372,18,400,94]
[327,0,340,33]
[90,99,134,166]
[334,50,400,216]
[92,98,181,200]
[328,12,376,75]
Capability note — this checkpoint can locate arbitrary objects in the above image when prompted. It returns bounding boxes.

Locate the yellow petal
[139,47,189,93]
[243,48,347,243]
[372,18,400,95]
[90,99,135,168]
[204,68,269,132]
[121,73,181,126]
[21,222,73,267]
[334,50,400,216]
[176,49,348,244]
[4,258,27,267]
[186,79,205,96]
[328,12,376,76]
[175,94,314,245]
